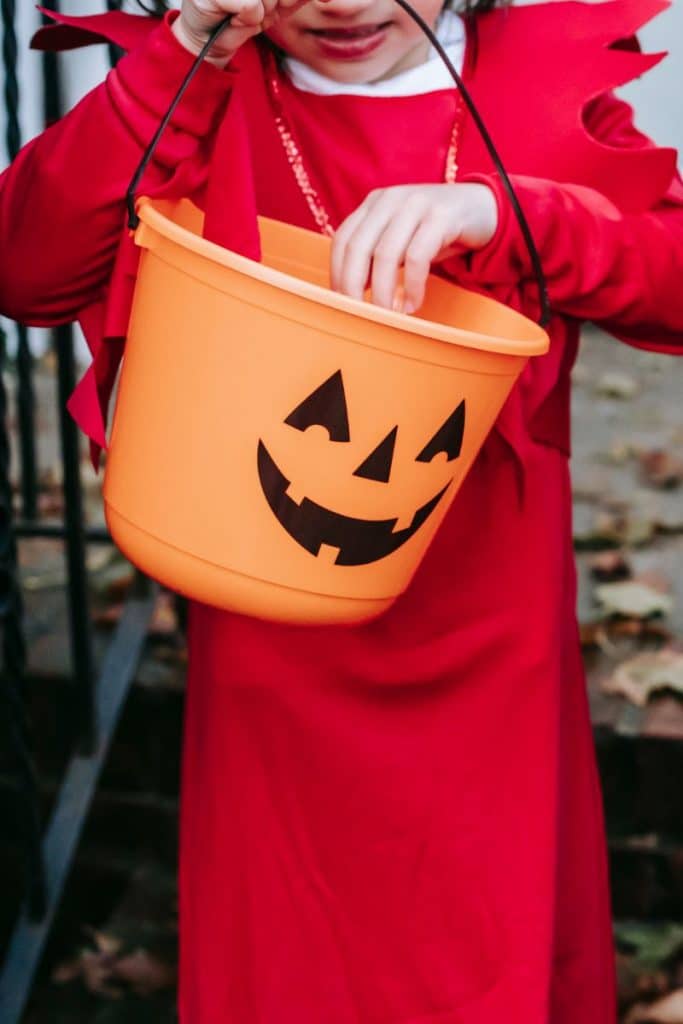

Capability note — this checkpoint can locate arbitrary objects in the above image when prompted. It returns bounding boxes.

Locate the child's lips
[306,21,392,59]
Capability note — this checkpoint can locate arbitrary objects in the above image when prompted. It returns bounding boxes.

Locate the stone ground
[2,325,683,1022]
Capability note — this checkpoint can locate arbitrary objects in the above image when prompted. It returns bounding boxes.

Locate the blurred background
[0,2,682,1023]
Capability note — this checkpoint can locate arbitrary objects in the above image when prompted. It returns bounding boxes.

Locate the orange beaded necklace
[260,45,464,238]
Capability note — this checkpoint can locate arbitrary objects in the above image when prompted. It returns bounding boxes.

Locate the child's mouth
[307,22,392,60]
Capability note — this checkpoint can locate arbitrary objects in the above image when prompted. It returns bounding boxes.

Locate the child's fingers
[191,0,257,22]
[330,194,378,293]
[368,203,432,310]
[400,215,451,313]
[229,0,266,27]
[333,193,404,300]
[369,211,446,313]
[179,0,275,54]
[330,185,496,311]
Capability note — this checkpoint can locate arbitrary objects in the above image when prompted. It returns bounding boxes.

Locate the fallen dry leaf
[595,371,638,398]
[606,440,637,465]
[632,571,673,595]
[51,958,85,985]
[637,973,672,1003]
[80,949,123,999]
[639,449,683,490]
[113,948,176,996]
[616,922,683,982]
[156,644,188,665]
[617,952,641,1006]
[653,507,683,534]
[617,954,671,1008]
[93,603,124,628]
[643,696,683,739]
[86,547,116,573]
[94,591,179,637]
[38,348,57,372]
[595,581,674,619]
[580,618,671,650]
[609,619,672,643]
[580,621,613,650]
[37,491,64,518]
[52,947,121,999]
[589,550,632,582]
[148,591,179,638]
[624,989,683,1023]
[83,926,123,957]
[624,834,661,851]
[578,609,671,651]
[105,569,136,603]
[38,464,63,489]
[51,932,175,999]
[601,649,683,707]
[575,509,657,549]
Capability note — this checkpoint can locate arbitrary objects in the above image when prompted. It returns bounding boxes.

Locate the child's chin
[309,54,397,85]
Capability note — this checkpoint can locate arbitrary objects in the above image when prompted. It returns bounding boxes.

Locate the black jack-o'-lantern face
[257,370,465,566]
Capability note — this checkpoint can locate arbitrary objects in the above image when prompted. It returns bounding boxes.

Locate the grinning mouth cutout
[257,441,450,567]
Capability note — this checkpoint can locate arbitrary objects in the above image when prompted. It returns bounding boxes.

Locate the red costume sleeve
[0,13,235,326]
[465,92,683,354]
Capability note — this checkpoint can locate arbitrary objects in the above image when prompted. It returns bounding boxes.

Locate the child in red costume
[1,0,682,1020]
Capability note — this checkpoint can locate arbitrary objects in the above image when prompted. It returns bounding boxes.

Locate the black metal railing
[0,3,157,1021]
[0,0,45,924]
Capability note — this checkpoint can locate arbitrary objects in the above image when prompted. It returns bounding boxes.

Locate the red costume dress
[2,2,683,1020]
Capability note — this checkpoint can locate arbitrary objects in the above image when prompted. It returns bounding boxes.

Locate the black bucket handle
[126,5,551,327]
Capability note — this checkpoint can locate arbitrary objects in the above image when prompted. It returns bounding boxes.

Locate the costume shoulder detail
[467,0,676,213]
[31,7,159,54]
[484,0,670,92]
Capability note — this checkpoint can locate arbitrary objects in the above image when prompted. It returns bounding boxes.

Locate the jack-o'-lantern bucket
[102,1,551,625]
[103,197,548,624]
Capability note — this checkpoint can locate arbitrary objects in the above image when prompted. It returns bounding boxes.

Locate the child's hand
[330,183,498,314]
[174,0,307,66]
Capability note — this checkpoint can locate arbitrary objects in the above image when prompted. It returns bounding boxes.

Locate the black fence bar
[40,1,62,127]
[54,324,97,756]
[0,578,158,1024]
[1,0,38,519]
[106,0,125,67]
[40,3,98,758]
[0,327,45,925]
[15,327,37,521]
[0,0,45,925]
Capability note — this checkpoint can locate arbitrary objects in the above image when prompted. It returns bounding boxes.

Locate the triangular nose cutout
[353,427,397,483]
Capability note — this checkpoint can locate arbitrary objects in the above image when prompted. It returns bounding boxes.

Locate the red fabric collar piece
[32,6,158,53]
[460,0,675,213]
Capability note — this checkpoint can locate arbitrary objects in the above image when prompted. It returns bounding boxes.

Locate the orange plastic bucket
[103,197,548,624]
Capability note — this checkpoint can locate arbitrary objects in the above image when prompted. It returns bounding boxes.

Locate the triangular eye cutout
[285,370,350,442]
[416,400,465,463]
[353,427,397,483]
